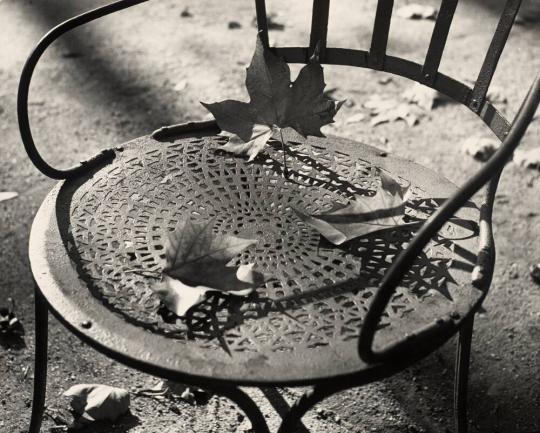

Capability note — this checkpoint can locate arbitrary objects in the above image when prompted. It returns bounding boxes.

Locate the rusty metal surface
[29,129,486,385]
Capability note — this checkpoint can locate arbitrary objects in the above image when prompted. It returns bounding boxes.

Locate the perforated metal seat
[31,131,482,385]
[18,1,540,432]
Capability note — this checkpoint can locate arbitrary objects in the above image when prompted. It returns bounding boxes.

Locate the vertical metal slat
[421,0,458,86]
[369,0,394,70]
[309,0,331,61]
[469,0,522,112]
[255,0,269,48]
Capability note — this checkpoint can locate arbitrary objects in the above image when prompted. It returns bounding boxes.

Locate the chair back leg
[28,287,49,433]
[454,315,475,433]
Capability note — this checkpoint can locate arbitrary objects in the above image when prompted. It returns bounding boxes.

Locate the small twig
[278,128,289,178]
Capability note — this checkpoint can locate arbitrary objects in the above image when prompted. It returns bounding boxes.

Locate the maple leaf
[295,171,414,245]
[63,384,130,424]
[202,34,343,162]
[0,298,24,337]
[150,219,270,316]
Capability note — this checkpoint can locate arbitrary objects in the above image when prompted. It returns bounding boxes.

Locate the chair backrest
[18,0,533,181]
[254,0,523,142]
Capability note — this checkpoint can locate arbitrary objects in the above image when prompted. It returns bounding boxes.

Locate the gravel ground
[0,1,539,432]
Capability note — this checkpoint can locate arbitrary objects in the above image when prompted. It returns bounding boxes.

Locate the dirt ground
[0,0,539,432]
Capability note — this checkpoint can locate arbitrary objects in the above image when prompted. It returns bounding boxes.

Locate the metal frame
[18,0,540,432]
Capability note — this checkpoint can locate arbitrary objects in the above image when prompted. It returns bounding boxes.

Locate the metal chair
[18,0,540,432]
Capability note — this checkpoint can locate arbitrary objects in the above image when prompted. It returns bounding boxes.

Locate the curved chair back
[255,0,522,141]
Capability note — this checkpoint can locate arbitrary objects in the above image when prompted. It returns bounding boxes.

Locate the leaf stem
[278,128,289,178]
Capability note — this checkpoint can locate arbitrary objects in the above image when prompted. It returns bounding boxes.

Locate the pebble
[228,21,242,29]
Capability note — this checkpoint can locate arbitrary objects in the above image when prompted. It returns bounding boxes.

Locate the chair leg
[28,289,48,433]
[454,315,474,433]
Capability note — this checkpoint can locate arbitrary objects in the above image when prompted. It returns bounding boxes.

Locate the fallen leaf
[514,147,540,170]
[461,136,500,161]
[228,21,242,29]
[363,94,397,114]
[202,35,343,161]
[174,80,188,92]
[63,384,130,423]
[251,13,285,31]
[0,298,24,337]
[402,82,451,111]
[345,112,366,124]
[0,191,18,202]
[396,4,437,20]
[296,171,413,245]
[180,7,192,18]
[370,103,423,127]
[486,85,507,104]
[151,219,270,316]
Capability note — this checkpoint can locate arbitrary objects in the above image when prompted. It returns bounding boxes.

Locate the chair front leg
[454,314,474,433]
[28,288,48,433]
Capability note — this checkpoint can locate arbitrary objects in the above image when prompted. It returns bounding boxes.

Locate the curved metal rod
[17,0,149,180]
[358,74,540,364]
[208,386,270,433]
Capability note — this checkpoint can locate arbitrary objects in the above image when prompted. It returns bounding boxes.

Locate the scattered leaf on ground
[0,298,24,337]
[174,80,188,92]
[228,21,242,29]
[461,136,500,161]
[251,13,285,30]
[151,219,270,316]
[487,85,508,104]
[296,171,412,245]
[402,82,451,111]
[378,76,393,85]
[363,94,425,127]
[136,379,209,405]
[345,112,366,124]
[180,7,192,18]
[202,34,343,161]
[371,103,424,127]
[396,4,437,20]
[0,191,18,202]
[514,147,540,170]
[63,384,130,423]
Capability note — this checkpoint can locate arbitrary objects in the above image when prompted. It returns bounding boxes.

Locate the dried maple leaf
[202,34,343,162]
[296,171,413,245]
[0,298,24,337]
[63,384,130,423]
[151,219,269,316]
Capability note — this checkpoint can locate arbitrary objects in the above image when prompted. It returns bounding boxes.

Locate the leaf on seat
[295,171,414,245]
[151,219,270,316]
[63,384,130,423]
[202,34,343,161]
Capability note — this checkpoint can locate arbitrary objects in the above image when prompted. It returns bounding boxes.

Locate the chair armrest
[358,74,540,364]
[17,0,149,180]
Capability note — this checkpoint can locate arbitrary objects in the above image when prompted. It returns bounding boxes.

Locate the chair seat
[29,126,487,386]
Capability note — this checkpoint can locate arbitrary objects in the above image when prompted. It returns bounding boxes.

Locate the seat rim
[29,131,491,387]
